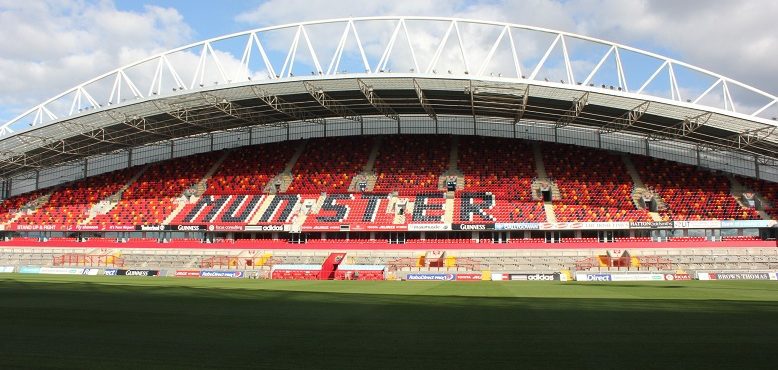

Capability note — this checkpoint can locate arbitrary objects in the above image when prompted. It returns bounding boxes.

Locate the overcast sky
[2,0,778,123]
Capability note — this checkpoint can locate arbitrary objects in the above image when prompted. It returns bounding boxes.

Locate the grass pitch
[1,275,777,369]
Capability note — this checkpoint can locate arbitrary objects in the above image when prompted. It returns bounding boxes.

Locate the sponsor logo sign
[408,223,453,231]
[104,269,118,276]
[576,273,612,281]
[406,273,456,281]
[244,225,285,231]
[719,220,777,228]
[0,266,15,273]
[714,272,770,281]
[18,266,41,274]
[302,225,343,231]
[137,225,164,231]
[451,224,494,231]
[13,224,59,231]
[771,272,778,281]
[106,225,137,231]
[495,223,540,230]
[200,270,244,278]
[74,225,100,231]
[673,220,722,229]
[82,268,100,276]
[111,269,160,277]
[509,273,560,281]
[166,225,207,231]
[629,221,673,229]
[175,270,201,278]
[208,225,244,232]
[537,222,628,230]
[609,274,665,282]
[38,267,86,275]
[664,273,692,281]
[454,273,482,281]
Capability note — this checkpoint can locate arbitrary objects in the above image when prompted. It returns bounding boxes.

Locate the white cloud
[0,1,193,121]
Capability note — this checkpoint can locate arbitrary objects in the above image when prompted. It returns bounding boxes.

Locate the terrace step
[531,143,561,201]
[162,152,231,225]
[3,192,54,226]
[623,155,668,213]
[543,201,557,224]
[727,174,772,220]
[265,140,307,194]
[81,165,151,224]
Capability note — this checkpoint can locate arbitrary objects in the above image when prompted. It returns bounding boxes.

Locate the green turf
[1,275,777,369]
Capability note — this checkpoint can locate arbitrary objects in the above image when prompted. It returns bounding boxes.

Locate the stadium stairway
[348,136,382,192]
[438,135,465,191]
[727,174,772,220]
[264,140,307,193]
[80,165,150,225]
[531,142,558,223]
[622,155,666,221]
[2,192,54,227]
[162,150,231,225]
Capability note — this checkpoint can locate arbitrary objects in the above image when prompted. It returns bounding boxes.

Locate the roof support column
[696,145,701,167]
[127,149,133,168]
[83,159,88,179]
[34,170,39,191]
[755,156,761,180]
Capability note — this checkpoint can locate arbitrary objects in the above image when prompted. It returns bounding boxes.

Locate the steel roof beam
[200,92,270,127]
[514,86,530,124]
[413,79,437,123]
[357,79,399,121]
[555,92,589,128]
[250,85,325,125]
[303,81,363,123]
[700,126,777,152]
[103,110,174,139]
[648,112,712,141]
[599,101,650,134]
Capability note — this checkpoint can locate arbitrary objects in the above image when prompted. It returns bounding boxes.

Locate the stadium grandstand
[1,16,777,280]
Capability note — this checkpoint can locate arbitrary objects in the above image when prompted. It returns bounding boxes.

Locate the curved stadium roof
[1,16,777,179]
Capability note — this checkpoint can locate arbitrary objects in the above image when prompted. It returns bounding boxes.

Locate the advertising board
[509,273,560,281]
[200,270,244,278]
[405,273,455,281]
[175,270,201,278]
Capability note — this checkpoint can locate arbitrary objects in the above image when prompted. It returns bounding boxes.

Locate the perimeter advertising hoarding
[405,273,456,281]
[409,224,453,231]
[673,220,721,229]
[174,270,200,278]
[450,224,493,231]
[0,266,14,273]
[105,269,160,276]
[243,225,286,232]
[711,272,771,280]
[509,273,560,281]
[575,273,612,281]
[628,221,673,229]
[719,220,777,228]
[495,223,540,230]
[454,273,483,281]
[200,270,244,278]
[663,273,692,281]
[576,273,665,281]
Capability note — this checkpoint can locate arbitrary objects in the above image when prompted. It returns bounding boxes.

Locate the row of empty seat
[0,136,774,228]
